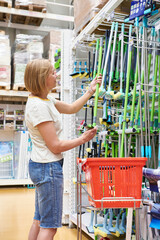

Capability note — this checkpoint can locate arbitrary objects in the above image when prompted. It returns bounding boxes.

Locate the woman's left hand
[89,73,102,93]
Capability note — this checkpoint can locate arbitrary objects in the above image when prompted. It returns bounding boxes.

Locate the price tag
[107,11,114,21]
[136,83,141,91]
[129,37,134,46]
[155,20,160,32]
[119,33,123,41]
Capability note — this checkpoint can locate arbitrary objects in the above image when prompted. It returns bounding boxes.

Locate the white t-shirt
[25,95,63,163]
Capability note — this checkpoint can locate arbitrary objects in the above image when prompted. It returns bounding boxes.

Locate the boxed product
[12,34,43,87]
[0,36,10,65]
[27,41,43,54]
[14,52,29,65]
[74,0,131,34]
[14,0,46,6]
[32,0,46,6]
[0,66,11,85]
[14,64,26,85]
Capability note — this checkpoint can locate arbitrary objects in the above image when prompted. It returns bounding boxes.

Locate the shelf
[0,6,74,23]
[0,90,59,99]
[0,90,29,97]
[0,178,33,186]
[0,21,59,32]
[70,212,95,239]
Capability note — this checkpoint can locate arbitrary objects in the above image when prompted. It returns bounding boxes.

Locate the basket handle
[77,157,82,164]
[81,160,87,172]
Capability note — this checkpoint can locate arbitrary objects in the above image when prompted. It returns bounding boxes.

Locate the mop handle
[93,38,103,126]
[93,39,99,79]
[120,23,124,91]
[101,22,115,89]
[130,24,143,127]
[120,24,133,158]
[158,30,160,168]
[108,22,118,91]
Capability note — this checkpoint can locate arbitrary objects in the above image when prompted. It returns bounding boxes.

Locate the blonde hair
[24,59,52,95]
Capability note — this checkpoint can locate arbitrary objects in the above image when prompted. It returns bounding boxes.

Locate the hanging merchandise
[72,1,160,237]
[54,48,61,72]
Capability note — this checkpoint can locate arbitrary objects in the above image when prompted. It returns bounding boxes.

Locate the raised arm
[37,121,97,154]
[55,74,102,114]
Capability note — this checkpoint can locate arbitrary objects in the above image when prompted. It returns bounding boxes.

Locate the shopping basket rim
[81,157,147,170]
[81,157,147,160]
[81,157,147,163]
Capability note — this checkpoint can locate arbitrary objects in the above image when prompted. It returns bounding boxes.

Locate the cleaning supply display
[73,2,160,238]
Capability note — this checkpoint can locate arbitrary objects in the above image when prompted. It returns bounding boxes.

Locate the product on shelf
[13,0,46,6]
[0,34,11,90]
[12,34,43,90]
[54,48,61,72]
[11,0,47,26]
[0,103,25,130]
[74,0,130,35]
[0,0,12,23]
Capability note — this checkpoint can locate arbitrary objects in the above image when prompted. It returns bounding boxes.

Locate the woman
[24,59,102,240]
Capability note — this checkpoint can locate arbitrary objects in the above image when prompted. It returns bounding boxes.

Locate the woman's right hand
[80,127,97,144]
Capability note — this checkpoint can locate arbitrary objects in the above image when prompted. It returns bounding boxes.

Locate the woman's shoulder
[26,96,49,111]
[47,95,57,105]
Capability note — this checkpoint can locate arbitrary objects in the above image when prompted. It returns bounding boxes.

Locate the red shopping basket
[81,157,147,208]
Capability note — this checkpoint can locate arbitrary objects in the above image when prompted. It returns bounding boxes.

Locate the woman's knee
[33,219,40,227]
[40,227,57,237]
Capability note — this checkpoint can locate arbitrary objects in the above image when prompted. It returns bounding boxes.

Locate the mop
[70,61,79,78]
[143,29,160,192]
[130,24,143,128]
[101,30,110,122]
[86,45,100,231]
[94,210,111,237]
[105,22,118,100]
[114,23,125,100]
[120,24,133,157]
[99,23,115,97]
[114,39,121,84]
[128,22,143,156]
[93,37,103,127]
[80,61,89,79]
[119,210,126,233]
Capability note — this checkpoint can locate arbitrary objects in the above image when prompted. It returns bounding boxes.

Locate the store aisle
[0,187,89,240]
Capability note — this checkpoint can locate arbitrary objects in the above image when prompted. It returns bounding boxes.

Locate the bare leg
[37,228,57,240]
[28,220,40,240]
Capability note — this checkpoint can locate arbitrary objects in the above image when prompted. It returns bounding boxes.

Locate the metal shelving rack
[72,0,124,48]
[65,0,133,237]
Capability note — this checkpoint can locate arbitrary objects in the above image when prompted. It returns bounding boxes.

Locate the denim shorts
[29,159,64,228]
